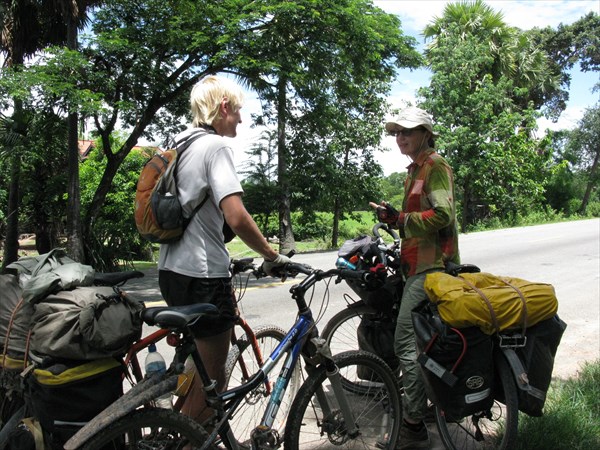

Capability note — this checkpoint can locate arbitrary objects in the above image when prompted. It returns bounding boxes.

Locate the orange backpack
[134,131,207,243]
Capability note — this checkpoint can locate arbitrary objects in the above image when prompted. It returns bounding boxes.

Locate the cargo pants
[394,269,440,421]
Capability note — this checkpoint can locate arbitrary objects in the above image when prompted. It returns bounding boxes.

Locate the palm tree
[423,0,556,111]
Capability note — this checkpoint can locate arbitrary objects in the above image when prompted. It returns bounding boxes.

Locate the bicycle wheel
[283,350,402,449]
[321,304,376,356]
[434,352,519,450]
[224,325,301,444]
[80,407,216,449]
[321,305,401,395]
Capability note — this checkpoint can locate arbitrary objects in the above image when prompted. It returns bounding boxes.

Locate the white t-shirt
[158,128,243,278]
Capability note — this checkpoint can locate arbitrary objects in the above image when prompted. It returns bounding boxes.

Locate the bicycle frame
[213,310,314,442]
[65,264,368,450]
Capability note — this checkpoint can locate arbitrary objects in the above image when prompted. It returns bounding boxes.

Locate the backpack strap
[172,130,211,226]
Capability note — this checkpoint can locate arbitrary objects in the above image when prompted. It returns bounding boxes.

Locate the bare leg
[181,328,232,425]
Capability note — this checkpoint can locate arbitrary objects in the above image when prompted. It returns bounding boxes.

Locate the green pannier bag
[29,286,144,361]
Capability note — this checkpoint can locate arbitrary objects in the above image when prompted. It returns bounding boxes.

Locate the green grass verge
[515,359,600,450]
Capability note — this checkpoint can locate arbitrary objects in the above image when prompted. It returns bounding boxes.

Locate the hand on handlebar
[261,254,293,277]
[369,201,399,228]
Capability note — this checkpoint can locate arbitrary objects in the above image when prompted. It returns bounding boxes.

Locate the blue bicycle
[64,262,403,449]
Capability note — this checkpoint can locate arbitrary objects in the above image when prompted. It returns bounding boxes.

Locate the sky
[232,0,599,175]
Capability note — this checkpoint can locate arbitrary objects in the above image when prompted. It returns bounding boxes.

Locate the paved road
[126,218,599,379]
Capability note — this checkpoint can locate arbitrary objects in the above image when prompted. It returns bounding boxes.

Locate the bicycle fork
[309,338,360,441]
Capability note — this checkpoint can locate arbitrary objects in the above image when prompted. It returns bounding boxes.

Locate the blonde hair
[190,75,244,127]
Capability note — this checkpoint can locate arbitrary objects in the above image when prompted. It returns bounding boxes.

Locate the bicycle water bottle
[336,257,357,270]
[145,343,173,409]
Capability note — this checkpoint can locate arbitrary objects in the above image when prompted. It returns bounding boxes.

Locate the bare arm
[220,193,278,261]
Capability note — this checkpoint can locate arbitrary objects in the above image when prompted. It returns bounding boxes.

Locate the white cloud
[373,0,598,33]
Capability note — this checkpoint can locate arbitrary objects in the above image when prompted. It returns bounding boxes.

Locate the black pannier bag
[26,357,123,447]
[412,300,494,419]
[357,313,399,379]
[500,314,567,417]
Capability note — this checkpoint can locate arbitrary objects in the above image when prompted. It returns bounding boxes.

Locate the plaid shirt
[397,148,460,277]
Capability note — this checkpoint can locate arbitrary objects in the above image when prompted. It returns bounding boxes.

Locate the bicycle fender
[63,375,178,449]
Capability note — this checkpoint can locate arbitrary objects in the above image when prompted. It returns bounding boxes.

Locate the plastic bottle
[336,257,357,270]
[145,343,172,409]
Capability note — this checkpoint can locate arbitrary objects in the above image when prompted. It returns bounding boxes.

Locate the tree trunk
[65,14,84,262]
[332,197,341,249]
[66,109,84,262]
[276,77,295,254]
[578,146,599,215]
[461,183,470,233]
[2,154,21,272]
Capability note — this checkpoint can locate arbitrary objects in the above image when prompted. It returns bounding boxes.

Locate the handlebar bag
[26,357,123,447]
[29,286,144,361]
[412,300,494,419]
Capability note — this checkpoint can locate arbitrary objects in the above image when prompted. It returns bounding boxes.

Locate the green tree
[564,104,600,214]
[18,111,68,254]
[0,0,98,268]
[423,0,559,119]
[240,0,421,252]
[380,172,407,207]
[3,0,420,266]
[528,12,599,119]
[420,21,551,229]
[241,130,279,236]
[287,89,388,248]
[79,141,148,271]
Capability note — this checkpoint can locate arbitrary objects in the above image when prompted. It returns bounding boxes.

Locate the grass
[514,359,600,450]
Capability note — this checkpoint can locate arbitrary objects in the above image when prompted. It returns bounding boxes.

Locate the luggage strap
[497,278,528,334]
[21,417,45,450]
[459,276,529,335]
[459,277,500,334]
[2,297,29,370]
[500,348,545,400]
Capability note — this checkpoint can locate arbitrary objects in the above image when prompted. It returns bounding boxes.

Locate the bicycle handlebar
[373,222,400,242]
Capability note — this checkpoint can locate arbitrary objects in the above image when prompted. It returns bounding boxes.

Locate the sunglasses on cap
[389,127,426,137]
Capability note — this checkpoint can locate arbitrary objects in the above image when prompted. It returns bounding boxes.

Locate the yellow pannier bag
[424,272,558,335]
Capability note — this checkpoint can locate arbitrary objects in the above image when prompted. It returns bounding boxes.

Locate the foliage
[379,172,407,208]
[545,104,600,215]
[423,0,561,119]
[564,104,600,214]
[2,0,423,263]
[238,0,421,249]
[240,130,279,236]
[79,141,149,271]
[515,359,600,450]
[420,3,554,230]
[18,111,69,252]
[528,12,599,119]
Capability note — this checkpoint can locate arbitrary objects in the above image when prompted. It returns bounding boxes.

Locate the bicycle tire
[434,352,519,450]
[224,325,301,444]
[321,304,376,356]
[321,305,401,394]
[80,407,216,450]
[283,350,402,449]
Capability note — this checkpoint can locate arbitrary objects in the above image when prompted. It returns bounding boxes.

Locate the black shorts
[158,270,236,338]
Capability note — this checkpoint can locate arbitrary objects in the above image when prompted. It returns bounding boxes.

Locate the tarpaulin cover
[424,272,558,335]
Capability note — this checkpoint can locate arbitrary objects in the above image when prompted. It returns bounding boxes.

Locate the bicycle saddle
[142,304,219,329]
